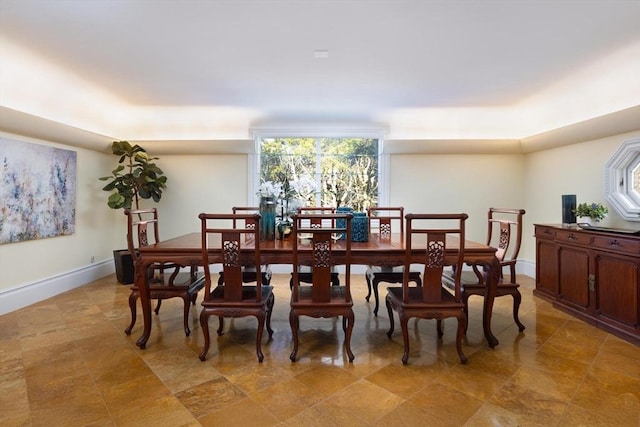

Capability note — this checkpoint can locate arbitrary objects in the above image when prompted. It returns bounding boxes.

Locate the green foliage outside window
[260,137,378,212]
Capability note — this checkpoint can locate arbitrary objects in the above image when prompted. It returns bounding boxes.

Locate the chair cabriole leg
[199,310,211,361]
[289,311,299,362]
[255,313,265,363]
[457,313,468,364]
[385,296,394,338]
[182,295,191,336]
[512,290,525,332]
[266,293,275,338]
[124,292,137,335]
[344,311,355,362]
[400,314,410,365]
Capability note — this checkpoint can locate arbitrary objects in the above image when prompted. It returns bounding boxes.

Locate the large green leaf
[99,141,167,210]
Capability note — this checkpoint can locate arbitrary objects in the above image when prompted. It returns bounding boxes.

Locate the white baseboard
[519,259,535,279]
[0,260,115,316]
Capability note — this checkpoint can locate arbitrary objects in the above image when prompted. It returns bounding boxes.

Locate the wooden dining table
[134,232,500,350]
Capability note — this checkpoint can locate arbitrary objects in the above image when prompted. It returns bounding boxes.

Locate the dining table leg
[134,259,152,349]
[483,257,500,348]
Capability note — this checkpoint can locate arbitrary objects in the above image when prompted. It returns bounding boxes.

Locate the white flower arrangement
[290,175,317,202]
[257,181,282,198]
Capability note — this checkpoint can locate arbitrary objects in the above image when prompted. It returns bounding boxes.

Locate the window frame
[604,136,640,222]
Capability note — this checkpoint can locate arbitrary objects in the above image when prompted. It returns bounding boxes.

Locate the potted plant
[99,141,167,283]
[574,202,608,225]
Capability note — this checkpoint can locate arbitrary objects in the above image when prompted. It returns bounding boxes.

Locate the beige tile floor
[1,274,639,427]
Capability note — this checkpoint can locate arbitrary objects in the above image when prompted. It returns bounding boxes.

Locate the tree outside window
[259,137,379,214]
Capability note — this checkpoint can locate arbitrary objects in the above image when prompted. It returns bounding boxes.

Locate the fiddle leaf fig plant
[99,140,167,210]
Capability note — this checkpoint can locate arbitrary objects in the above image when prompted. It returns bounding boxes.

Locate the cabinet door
[536,239,558,297]
[558,246,590,310]
[595,254,640,327]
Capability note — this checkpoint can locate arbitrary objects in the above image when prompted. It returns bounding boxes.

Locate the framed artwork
[0,137,77,244]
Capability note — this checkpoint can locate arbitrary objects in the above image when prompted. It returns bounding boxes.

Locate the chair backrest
[404,213,467,303]
[291,212,352,303]
[199,213,262,302]
[297,206,336,228]
[125,208,160,261]
[367,207,404,237]
[232,206,259,229]
[486,208,525,282]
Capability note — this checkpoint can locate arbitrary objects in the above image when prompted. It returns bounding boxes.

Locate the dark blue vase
[352,212,369,242]
[335,207,368,241]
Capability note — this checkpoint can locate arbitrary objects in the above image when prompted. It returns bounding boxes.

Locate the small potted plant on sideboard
[99,141,167,283]
[574,202,608,226]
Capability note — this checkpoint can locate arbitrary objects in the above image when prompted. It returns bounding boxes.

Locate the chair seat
[386,286,462,308]
[204,285,274,306]
[291,285,353,307]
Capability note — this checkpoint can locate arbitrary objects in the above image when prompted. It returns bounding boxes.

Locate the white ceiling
[1,0,639,152]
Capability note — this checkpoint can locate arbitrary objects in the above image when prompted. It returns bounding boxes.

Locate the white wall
[523,130,640,262]
[390,153,526,245]
[153,154,250,239]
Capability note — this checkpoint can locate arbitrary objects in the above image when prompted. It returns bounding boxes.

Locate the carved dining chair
[198,213,275,362]
[123,208,205,337]
[365,207,422,316]
[290,206,340,288]
[386,213,468,364]
[443,208,526,332]
[289,212,355,362]
[216,206,273,286]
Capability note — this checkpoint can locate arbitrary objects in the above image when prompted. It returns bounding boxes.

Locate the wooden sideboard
[534,224,640,345]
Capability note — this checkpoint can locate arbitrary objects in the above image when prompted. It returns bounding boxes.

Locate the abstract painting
[0,137,77,244]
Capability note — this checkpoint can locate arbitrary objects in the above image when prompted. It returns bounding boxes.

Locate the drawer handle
[568,234,576,240]
[545,229,552,235]
[610,240,621,247]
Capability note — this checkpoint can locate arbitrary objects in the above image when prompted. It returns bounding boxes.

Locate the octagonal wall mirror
[605,136,640,222]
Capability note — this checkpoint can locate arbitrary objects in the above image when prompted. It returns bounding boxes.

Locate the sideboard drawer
[535,226,556,239]
[555,229,592,245]
[592,235,640,255]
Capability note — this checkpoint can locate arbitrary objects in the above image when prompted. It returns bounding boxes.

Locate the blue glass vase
[259,196,276,240]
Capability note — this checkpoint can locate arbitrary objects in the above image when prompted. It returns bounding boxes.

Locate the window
[254,136,383,214]
[604,136,640,221]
